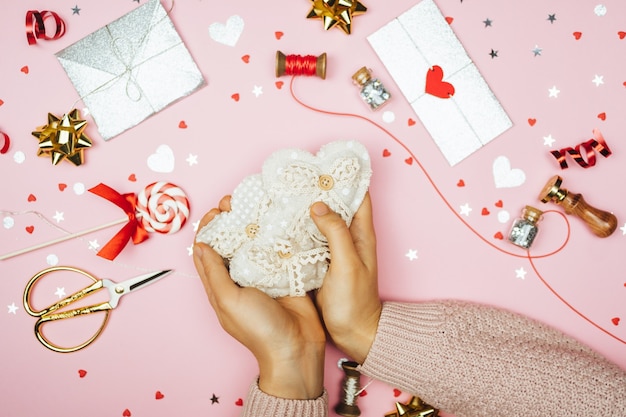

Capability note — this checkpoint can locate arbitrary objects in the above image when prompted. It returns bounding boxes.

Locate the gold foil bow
[306,0,367,34]
[32,109,92,166]
[384,396,439,417]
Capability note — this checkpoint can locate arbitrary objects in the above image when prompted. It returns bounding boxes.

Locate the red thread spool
[275,51,327,79]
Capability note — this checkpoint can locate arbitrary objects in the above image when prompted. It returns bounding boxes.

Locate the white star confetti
[193,220,200,232]
[187,245,194,256]
[13,151,26,164]
[620,223,626,235]
[88,239,100,251]
[53,211,64,223]
[459,203,472,216]
[3,216,14,229]
[543,134,556,147]
[252,85,263,98]
[7,303,18,314]
[515,267,527,280]
[594,4,607,16]
[405,249,418,261]
[54,288,66,298]
[186,154,198,166]
[548,86,560,98]
[592,75,604,86]
[46,254,59,266]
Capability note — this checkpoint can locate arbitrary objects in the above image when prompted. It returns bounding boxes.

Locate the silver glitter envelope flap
[367,0,512,166]
[55,0,206,140]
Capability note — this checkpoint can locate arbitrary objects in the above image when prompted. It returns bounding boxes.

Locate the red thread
[288,76,623,345]
[25,10,66,45]
[0,132,10,154]
[550,128,612,169]
[284,54,319,77]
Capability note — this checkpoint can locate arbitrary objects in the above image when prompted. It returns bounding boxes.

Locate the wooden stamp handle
[539,175,617,238]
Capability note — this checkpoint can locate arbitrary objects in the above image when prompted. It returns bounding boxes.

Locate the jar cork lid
[523,205,543,223]
[352,66,372,86]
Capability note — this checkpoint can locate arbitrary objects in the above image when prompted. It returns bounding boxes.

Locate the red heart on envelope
[425,65,455,99]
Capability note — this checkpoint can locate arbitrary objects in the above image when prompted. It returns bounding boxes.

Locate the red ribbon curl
[0,132,10,154]
[26,10,66,45]
[550,128,612,169]
[88,183,149,260]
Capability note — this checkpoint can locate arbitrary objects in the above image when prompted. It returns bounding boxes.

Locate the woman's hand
[193,196,326,399]
[310,193,382,364]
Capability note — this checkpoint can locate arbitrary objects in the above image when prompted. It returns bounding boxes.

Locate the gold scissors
[23,266,172,353]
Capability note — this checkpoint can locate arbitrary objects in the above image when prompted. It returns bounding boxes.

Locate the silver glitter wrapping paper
[55,0,206,141]
[367,0,512,166]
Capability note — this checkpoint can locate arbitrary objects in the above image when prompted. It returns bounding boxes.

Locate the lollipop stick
[0,217,128,261]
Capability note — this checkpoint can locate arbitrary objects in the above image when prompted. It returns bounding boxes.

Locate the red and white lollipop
[0,181,190,261]
[136,182,189,234]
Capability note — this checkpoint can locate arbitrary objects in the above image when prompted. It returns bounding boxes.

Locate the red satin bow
[0,132,9,154]
[26,10,66,45]
[550,128,612,169]
[88,183,149,260]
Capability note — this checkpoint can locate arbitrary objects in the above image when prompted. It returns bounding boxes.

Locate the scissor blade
[127,270,173,292]
[106,270,173,308]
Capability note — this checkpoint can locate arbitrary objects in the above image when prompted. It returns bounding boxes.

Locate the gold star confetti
[32,109,92,166]
[306,0,367,34]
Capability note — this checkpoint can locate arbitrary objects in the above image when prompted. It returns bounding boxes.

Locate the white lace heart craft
[196,140,372,297]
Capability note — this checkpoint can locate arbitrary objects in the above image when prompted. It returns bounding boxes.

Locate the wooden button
[245,223,260,238]
[318,174,334,190]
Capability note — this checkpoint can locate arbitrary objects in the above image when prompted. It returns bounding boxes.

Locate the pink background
[1,1,625,416]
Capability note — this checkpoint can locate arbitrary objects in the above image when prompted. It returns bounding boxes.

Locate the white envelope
[56,0,206,141]
[367,0,512,166]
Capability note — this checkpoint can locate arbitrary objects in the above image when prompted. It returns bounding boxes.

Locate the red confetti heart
[241,54,250,63]
[27,194,36,202]
[21,66,29,74]
[445,16,453,25]
[494,231,504,240]
[26,226,34,234]
[0,99,4,106]
[155,391,164,400]
[573,31,582,40]
[178,120,187,129]
[393,389,402,397]
[618,31,626,40]
[359,390,367,397]
[457,179,465,187]
[275,31,283,40]
[275,81,284,89]
[527,118,536,126]
[623,81,626,87]
[231,93,240,102]
[382,149,391,157]
[494,200,503,208]
[58,183,67,191]
[407,118,416,126]
[235,398,243,406]
[425,65,455,98]
[612,317,620,326]
[78,369,87,378]
[404,157,413,165]
[481,208,490,216]
[128,173,137,182]
[122,409,131,417]
[597,112,606,121]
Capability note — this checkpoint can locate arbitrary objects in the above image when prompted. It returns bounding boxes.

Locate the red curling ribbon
[88,183,149,261]
[0,132,10,154]
[550,128,612,169]
[25,10,66,45]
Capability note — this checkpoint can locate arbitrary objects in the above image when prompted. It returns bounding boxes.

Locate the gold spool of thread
[275,50,327,79]
[335,360,362,416]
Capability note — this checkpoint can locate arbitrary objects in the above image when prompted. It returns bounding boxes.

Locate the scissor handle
[23,266,111,353]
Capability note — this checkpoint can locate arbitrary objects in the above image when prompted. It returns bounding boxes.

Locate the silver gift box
[56,0,206,141]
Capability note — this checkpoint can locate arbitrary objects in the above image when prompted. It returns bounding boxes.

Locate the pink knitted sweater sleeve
[241,381,328,417]
[359,300,626,417]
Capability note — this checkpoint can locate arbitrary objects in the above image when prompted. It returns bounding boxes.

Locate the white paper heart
[147,144,175,173]
[493,155,525,188]
[208,15,244,47]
